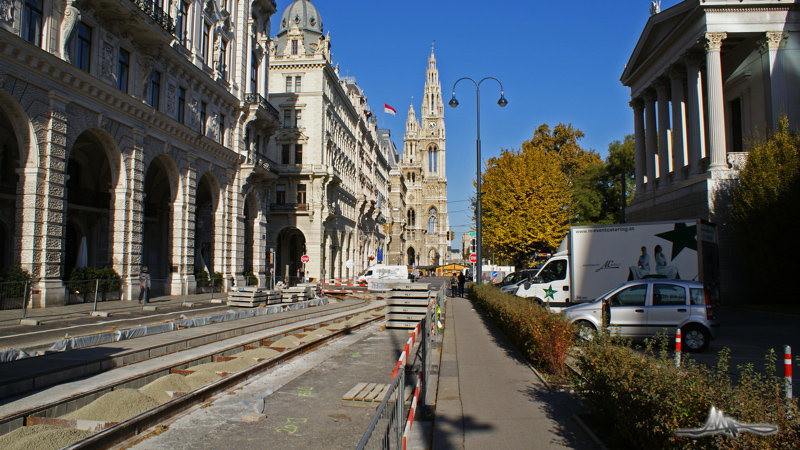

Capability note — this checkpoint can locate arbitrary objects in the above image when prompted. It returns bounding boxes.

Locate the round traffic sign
[469,253,477,263]
[301,255,310,263]
[492,271,498,278]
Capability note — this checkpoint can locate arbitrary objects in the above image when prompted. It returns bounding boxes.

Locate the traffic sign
[301,255,310,263]
[469,253,477,263]
[492,271,498,278]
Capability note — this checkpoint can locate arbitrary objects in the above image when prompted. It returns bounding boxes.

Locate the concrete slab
[142,306,158,311]
[19,319,39,326]
[90,312,110,317]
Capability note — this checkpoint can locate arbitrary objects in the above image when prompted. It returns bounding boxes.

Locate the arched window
[428,207,437,233]
[428,145,437,172]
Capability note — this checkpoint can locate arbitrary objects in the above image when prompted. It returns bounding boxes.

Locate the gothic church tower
[401,48,449,267]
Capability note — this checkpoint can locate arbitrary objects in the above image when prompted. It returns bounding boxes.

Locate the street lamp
[449,77,507,285]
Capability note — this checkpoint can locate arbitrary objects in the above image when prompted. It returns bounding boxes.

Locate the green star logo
[655,223,697,260]
[544,284,557,300]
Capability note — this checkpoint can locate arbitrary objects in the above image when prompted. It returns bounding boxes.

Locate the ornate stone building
[621,0,800,302]
[265,0,393,281]
[399,49,450,268]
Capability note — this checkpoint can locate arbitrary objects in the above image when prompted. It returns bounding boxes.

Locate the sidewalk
[432,296,597,450]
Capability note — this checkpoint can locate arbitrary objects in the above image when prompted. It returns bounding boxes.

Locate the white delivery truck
[514,220,720,311]
[357,264,409,284]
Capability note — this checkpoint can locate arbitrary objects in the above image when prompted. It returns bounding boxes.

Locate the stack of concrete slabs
[227,287,281,307]
[385,283,431,329]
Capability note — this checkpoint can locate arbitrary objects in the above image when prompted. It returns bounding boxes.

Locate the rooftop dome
[278,0,323,36]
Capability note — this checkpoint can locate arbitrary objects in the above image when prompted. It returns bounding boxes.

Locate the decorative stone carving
[61,1,81,63]
[0,0,13,26]
[704,32,727,52]
[758,31,788,53]
[167,83,176,114]
[101,41,115,81]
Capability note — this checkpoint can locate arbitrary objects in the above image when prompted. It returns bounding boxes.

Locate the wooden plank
[342,382,369,401]
[364,384,385,402]
[373,384,391,403]
[354,383,377,402]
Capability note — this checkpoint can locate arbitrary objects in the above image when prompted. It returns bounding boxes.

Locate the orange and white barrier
[675,328,681,367]
[402,376,422,450]
[786,345,793,399]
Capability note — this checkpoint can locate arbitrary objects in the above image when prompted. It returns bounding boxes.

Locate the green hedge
[577,332,799,449]
[468,283,574,379]
[195,270,223,288]
[468,284,799,449]
[67,267,122,294]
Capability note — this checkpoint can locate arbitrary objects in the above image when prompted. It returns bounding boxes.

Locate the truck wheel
[532,297,544,307]
[682,325,710,352]
[573,320,596,341]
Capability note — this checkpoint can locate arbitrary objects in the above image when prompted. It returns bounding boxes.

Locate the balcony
[128,0,174,33]
[270,203,308,212]
[244,93,280,123]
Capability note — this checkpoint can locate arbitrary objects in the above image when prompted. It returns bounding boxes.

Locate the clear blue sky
[272,0,683,249]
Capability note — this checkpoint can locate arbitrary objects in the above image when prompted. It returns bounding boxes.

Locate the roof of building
[278,0,323,36]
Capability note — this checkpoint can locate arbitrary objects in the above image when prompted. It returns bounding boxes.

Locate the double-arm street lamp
[449,77,507,285]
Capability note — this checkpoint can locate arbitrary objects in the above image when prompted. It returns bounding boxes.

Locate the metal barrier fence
[64,279,124,305]
[357,285,445,450]
[0,281,29,311]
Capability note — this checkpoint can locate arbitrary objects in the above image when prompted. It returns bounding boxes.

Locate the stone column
[631,98,646,195]
[643,89,658,191]
[759,31,789,131]
[655,77,672,186]
[705,32,728,170]
[684,51,705,176]
[668,66,687,178]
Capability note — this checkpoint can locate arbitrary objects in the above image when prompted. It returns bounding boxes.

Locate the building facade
[621,0,800,302]
[399,49,450,268]
[265,0,392,282]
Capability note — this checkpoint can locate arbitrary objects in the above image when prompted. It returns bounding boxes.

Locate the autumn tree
[480,135,571,267]
[731,117,800,297]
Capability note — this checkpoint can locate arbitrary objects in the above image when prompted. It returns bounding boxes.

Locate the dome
[278,0,323,36]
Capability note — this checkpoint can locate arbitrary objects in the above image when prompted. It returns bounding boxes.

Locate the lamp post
[449,77,507,285]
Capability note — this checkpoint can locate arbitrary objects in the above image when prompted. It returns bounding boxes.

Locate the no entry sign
[301,255,310,263]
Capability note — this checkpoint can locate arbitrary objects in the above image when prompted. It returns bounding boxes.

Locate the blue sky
[272,0,683,249]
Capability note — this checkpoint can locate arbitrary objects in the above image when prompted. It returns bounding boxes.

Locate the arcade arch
[142,155,179,281]
[276,227,306,282]
[195,173,219,275]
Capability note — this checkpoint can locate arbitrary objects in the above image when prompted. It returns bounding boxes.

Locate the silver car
[562,279,719,352]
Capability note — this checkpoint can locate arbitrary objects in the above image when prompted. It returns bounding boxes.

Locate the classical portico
[621,0,800,302]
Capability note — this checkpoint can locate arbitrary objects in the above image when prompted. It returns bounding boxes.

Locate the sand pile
[326,323,347,331]
[0,424,93,450]
[189,357,257,374]
[63,389,159,422]
[269,335,301,349]
[233,348,280,360]
[184,371,221,390]
[299,329,332,343]
[139,374,193,404]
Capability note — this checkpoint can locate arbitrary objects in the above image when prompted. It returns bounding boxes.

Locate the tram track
[0,295,387,450]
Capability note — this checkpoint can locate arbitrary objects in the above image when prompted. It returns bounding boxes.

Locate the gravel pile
[269,335,301,349]
[233,348,280,360]
[140,374,193,404]
[0,424,93,450]
[63,389,160,422]
[326,323,347,331]
[184,371,221,390]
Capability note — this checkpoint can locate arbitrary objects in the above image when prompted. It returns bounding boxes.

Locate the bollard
[675,328,681,368]
[785,345,792,400]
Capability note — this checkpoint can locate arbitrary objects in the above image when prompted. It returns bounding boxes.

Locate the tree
[731,117,800,297]
[572,134,635,224]
[480,138,571,267]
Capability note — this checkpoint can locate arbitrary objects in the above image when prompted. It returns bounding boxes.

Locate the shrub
[468,282,574,379]
[195,270,223,288]
[576,332,799,449]
[0,264,31,283]
[67,267,122,294]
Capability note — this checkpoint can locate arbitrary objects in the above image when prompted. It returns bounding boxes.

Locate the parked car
[562,279,719,352]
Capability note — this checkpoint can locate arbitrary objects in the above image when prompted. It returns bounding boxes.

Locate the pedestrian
[450,274,458,297]
[138,266,151,304]
[457,271,466,297]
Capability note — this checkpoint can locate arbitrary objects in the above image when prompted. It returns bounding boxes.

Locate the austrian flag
[384,103,396,116]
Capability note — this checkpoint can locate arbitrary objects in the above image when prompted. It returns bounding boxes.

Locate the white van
[357,265,409,283]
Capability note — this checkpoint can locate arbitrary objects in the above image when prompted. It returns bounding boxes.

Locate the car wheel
[573,320,596,341]
[682,324,710,352]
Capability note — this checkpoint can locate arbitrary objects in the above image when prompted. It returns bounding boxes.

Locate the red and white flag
[384,103,396,116]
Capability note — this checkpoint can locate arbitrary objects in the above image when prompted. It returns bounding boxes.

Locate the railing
[244,93,280,122]
[0,281,29,310]
[357,285,445,449]
[129,0,174,33]
[64,278,123,306]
